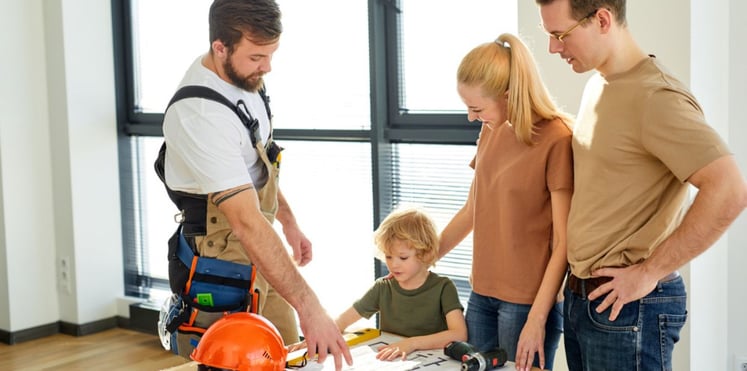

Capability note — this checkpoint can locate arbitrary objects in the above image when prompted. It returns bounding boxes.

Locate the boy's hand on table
[374,338,416,361]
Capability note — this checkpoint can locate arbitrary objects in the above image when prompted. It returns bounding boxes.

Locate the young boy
[335,206,467,361]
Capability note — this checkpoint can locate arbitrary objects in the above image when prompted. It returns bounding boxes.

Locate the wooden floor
[0,327,192,371]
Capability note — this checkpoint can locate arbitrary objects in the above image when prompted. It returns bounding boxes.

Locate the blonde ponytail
[458,33,573,145]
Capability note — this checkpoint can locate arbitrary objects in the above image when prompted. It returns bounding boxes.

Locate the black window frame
[371,0,481,145]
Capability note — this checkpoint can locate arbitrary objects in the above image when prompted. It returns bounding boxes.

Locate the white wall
[690,1,731,370]
[727,0,747,368]
[0,1,745,369]
[0,0,123,331]
[0,0,59,331]
[46,0,124,324]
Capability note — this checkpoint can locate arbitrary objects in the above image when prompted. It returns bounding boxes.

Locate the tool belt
[162,226,259,355]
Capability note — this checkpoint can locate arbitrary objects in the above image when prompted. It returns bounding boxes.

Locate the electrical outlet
[58,256,72,294]
[736,356,747,371]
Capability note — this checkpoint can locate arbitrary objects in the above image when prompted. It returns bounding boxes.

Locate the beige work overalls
[175,137,299,356]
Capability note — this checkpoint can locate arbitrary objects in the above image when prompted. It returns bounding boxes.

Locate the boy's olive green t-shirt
[353,272,463,338]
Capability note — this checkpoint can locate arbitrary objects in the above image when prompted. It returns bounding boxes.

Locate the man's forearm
[275,188,297,227]
[217,188,319,312]
[236,214,321,311]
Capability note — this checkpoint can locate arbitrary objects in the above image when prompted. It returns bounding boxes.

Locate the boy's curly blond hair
[373,206,439,267]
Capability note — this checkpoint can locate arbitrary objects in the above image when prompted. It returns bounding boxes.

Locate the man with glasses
[536,0,747,370]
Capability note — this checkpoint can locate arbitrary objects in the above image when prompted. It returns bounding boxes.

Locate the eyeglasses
[541,9,598,43]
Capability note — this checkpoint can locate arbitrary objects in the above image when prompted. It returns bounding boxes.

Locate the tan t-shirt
[470,118,573,304]
[568,56,730,278]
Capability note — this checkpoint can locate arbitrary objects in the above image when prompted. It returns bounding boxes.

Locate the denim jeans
[563,275,687,371]
[465,291,564,370]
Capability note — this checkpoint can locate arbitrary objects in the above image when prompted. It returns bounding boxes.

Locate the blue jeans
[465,291,564,370]
[563,275,687,371]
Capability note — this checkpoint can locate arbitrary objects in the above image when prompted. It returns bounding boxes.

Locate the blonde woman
[439,33,573,371]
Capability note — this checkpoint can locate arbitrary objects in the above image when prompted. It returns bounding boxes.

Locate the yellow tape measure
[286,328,381,367]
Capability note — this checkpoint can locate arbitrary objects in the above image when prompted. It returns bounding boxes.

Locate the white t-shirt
[163,55,271,194]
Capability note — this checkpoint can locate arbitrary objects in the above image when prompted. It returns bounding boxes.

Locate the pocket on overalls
[186,256,255,310]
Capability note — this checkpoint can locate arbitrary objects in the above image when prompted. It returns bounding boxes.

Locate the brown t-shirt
[469,118,573,304]
[568,56,731,278]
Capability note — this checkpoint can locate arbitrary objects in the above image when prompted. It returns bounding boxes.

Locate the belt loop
[581,280,588,298]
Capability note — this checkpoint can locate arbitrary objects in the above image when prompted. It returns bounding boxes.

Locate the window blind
[380,143,476,304]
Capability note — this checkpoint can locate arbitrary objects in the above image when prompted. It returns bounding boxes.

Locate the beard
[223,56,264,92]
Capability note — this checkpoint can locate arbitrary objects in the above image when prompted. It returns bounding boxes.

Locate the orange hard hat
[190,312,288,371]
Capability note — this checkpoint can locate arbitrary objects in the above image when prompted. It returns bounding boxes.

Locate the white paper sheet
[292,345,421,371]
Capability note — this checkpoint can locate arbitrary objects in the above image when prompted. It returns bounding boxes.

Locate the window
[369,0,517,296]
[374,0,517,142]
[130,1,211,114]
[112,0,517,315]
[398,1,517,113]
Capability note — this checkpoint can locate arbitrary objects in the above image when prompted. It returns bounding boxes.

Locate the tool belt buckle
[173,210,185,223]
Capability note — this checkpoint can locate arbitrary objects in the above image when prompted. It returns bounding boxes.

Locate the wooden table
[161,331,544,371]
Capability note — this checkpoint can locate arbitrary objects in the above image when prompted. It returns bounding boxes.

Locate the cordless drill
[444,341,508,371]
